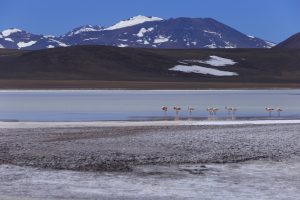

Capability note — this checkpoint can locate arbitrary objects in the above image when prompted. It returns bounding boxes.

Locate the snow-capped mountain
[0,16,276,50]
[104,15,163,30]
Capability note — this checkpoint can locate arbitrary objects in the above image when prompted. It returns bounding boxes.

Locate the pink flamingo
[207,107,218,120]
[225,106,237,120]
[188,106,195,120]
[225,106,232,117]
[173,106,181,120]
[277,108,283,117]
[212,108,219,119]
[161,106,168,117]
[206,107,214,120]
[232,108,237,119]
[265,107,274,117]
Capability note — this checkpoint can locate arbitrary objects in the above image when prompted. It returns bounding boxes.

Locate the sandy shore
[1,123,299,172]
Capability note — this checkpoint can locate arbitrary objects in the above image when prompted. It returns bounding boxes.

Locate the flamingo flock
[161,106,284,120]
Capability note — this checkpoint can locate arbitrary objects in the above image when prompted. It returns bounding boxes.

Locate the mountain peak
[66,25,103,36]
[275,32,300,49]
[1,28,23,37]
[105,15,163,31]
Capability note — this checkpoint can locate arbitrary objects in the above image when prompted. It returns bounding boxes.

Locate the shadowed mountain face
[275,33,300,49]
[0,46,299,85]
[0,16,275,50]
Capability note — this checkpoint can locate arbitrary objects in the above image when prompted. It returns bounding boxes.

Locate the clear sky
[0,0,299,43]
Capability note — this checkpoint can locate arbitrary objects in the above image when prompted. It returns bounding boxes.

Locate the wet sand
[1,123,299,172]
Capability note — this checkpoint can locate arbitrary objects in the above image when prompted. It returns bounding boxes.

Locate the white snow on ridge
[118,44,128,48]
[184,56,237,67]
[47,45,55,49]
[169,65,238,76]
[264,41,276,48]
[206,56,237,66]
[247,35,255,39]
[49,39,69,47]
[2,28,22,37]
[137,27,154,37]
[71,26,102,36]
[4,38,14,42]
[0,34,3,38]
[154,35,170,44]
[105,15,162,31]
[204,30,222,38]
[17,41,37,48]
[43,35,55,39]
[0,44,4,48]
[205,43,217,48]
[83,38,99,41]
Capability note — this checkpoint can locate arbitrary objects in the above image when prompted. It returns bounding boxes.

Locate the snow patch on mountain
[169,65,238,76]
[264,41,276,48]
[224,41,237,48]
[205,43,217,48]
[47,45,55,48]
[154,35,170,44]
[105,15,162,31]
[66,25,102,36]
[83,38,99,41]
[2,28,22,37]
[49,39,69,47]
[43,35,55,39]
[0,44,4,48]
[17,41,37,48]
[117,44,129,48]
[204,30,222,38]
[137,27,154,37]
[4,38,14,42]
[184,56,237,67]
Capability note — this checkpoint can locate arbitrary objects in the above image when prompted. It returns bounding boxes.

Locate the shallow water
[0,158,299,200]
[0,90,299,121]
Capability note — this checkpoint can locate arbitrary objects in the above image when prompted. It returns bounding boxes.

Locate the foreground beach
[1,121,299,171]
[1,121,299,199]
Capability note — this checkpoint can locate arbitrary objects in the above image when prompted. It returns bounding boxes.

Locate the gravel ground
[1,124,299,172]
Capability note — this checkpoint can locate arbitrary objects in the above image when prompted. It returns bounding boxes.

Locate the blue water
[0,90,299,121]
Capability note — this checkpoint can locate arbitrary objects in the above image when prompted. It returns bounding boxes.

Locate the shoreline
[1,119,300,129]
[0,80,299,90]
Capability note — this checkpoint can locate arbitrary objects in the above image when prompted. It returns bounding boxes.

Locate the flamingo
[265,107,274,117]
[206,107,214,120]
[173,106,181,120]
[232,108,237,119]
[225,106,237,120]
[188,106,195,120]
[225,106,233,117]
[161,106,168,117]
[277,108,283,117]
[212,108,219,119]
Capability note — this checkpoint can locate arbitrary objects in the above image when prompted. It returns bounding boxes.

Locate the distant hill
[0,16,275,50]
[0,46,299,89]
[275,33,300,49]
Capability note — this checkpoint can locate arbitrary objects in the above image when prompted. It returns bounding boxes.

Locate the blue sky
[0,0,299,43]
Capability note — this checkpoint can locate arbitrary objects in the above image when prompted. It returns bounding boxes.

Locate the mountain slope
[0,46,299,85]
[0,16,275,50]
[275,32,300,49]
